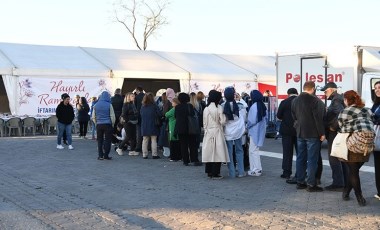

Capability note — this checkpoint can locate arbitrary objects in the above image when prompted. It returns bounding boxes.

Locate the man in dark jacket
[134,86,145,153]
[291,81,325,192]
[277,88,298,179]
[56,93,75,150]
[321,82,346,191]
[111,88,124,143]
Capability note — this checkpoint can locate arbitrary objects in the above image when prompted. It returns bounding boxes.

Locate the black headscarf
[223,87,239,120]
[207,90,222,106]
[250,90,267,122]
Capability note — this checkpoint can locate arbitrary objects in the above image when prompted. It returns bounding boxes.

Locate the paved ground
[0,135,379,230]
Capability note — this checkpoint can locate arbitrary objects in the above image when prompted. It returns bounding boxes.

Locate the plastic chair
[0,118,4,137]
[44,115,58,135]
[6,117,22,136]
[22,117,36,136]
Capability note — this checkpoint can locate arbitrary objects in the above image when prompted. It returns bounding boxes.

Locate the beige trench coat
[201,103,230,162]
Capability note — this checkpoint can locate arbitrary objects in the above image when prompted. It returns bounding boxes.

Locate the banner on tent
[190,80,258,95]
[17,77,113,115]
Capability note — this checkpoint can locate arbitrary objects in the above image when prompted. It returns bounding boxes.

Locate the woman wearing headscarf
[175,93,202,166]
[247,90,267,176]
[202,90,229,179]
[166,88,175,103]
[222,86,247,178]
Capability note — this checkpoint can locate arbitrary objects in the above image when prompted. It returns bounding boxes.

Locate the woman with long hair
[338,90,374,206]
[165,98,182,161]
[77,97,90,139]
[140,92,161,159]
[116,92,139,156]
[371,81,380,201]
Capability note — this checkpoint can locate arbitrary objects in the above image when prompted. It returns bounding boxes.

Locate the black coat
[77,104,90,122]
[277,95,297,136]
[291,92,325,138]
[175,103,196,135]
[56,102,75,125]
[111,94,124,118]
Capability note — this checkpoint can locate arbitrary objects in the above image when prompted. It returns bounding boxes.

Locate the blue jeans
[91,120,96,138]
[226,138,244,178]
[57,122,72,145]
[296,137,321,186]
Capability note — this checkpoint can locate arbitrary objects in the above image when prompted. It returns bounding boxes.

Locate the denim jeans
[226,138,244,178]
[91,120,96,138]
[296,137,321,186]
[57,122,72,145]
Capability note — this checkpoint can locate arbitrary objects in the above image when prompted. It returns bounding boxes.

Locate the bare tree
[112,0,169,50]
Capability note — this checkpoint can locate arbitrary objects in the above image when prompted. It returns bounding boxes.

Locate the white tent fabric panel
[0,43,109,77]
[82,47,190,80]
[153,51,256,81]
[2,75,18,115]
[0,49,13,75]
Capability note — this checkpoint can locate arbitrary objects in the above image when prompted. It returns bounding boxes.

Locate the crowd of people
[277,80,380,206]
[54,82,380,206]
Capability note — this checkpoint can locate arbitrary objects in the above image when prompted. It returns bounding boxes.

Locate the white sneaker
[68,145,74,150]
[57,145,64,149]
[247,170,262,177]
[116,148,124,156]
[374,194,380,200]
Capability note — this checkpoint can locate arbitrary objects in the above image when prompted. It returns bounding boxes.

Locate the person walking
[222,87,247,178]
[247,90,267,176]
[56,93,75,150]
[77,97,90,139]
[277,88,298,180]
[291,81,325,192]
[320,82,346,191]
[92,91,115,160]
[338,90,374,206]
[202,90,229,179]
[371,80,380,201]
[116,92,138,156]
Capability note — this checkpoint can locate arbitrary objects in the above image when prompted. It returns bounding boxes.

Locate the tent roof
[153,51,256,81]
[216,54,276,83]
[0,42,109,77]
[82,47,189,80]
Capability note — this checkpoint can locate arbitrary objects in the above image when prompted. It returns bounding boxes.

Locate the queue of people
[54,83,380,206]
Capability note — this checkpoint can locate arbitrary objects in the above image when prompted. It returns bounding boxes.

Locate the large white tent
[0,42,276,115]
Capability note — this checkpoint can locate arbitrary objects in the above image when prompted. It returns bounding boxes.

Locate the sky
[1,0,379,59]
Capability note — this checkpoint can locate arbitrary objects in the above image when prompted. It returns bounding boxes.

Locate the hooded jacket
[92,91,115,126]
[56,101,75,125]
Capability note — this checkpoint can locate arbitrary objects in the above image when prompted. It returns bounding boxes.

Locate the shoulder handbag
[331,132,350,160]
[346,131,375,156]
[187,105,200,135]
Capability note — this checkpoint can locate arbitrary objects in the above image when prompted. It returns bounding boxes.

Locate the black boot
[356,194,366,206]
[342,188,351,201]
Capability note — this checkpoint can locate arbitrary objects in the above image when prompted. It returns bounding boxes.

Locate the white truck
[276,46,380,108]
